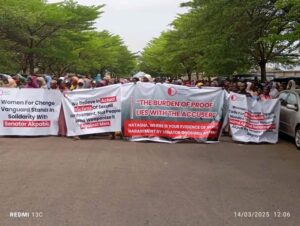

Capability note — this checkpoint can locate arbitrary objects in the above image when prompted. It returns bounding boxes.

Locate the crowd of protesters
[159,76,297,101]
[0,72,298,100]
[0,72,298,106]
[0,72,298,140]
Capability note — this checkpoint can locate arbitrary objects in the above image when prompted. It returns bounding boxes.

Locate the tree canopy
[0,0,136,76]
[139,0,300,81]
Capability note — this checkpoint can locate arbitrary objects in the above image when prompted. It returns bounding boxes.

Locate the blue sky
[48,0,187,52]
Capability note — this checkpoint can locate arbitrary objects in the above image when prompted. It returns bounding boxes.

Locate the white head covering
[246,82,252,91]
[143,74,153,82]
[287,80,296,90]
[269,82,279,98]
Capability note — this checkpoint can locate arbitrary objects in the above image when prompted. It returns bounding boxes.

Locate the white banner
[228,93,280,143]
[122,83,228,143]
[0,88,62,136]
[63,84,122,136]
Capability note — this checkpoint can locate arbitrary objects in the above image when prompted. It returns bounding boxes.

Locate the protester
[246,83,259,100]
[50,80,58,89]
[141,74,153,83]
[223,80,230,92]
[1,69,298,143]
[287,80,296,90]
[237,81,252,97]
[64,79,72,91]
[12,74,26,87]
[269,82,279,98]
[95,73,102,83]
[229,82,238,93]
[24,75,39,88]
[37,77,48,89]
[176,79,183,85]
[70,76,79,91]
[196,82,204,88]
[58,80,66,92]
[44,75,52,89]
[77,79,85,89]
[210,80,218,87]
[1,71,296,97]
[257,85,263,96]
[57,79,69,137]
[278,83,286,92]
[91,80,97,88]
[259,86,272,101]
[2,77,17,88]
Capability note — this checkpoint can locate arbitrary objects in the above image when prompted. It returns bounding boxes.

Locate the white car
[279,90,300,149]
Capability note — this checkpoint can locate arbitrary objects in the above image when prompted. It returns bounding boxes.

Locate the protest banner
[62,84,122,136]
[121,83,135,125]
[228,93,280,143]
[0,88,62,136]
[122,83,228,143]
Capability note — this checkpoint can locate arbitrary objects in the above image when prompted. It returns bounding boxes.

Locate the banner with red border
[62,84,122,136]
[0,88,62,136]
[228,92,280,143]
[122,83,227,143]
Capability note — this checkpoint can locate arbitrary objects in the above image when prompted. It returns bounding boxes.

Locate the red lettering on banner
[100,96,117,104]
[124,120,221,139]
[229,118,276,131]
[244,112,265,120]
[80,121,111,129]
[135,109,216,118]
[191,102,214,108]
[74,105,93,112]
[3,120,51,128]
[136,99,214,109]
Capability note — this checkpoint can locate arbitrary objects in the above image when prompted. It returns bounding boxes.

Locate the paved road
[0,136,299,226]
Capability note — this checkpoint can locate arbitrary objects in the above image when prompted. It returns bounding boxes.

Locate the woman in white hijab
[287,80,296,90]
[269,82,279,98]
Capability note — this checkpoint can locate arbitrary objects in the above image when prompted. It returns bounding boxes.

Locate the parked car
[279,90,300,149]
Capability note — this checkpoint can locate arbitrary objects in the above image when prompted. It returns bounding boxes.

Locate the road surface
[0,136,299,226]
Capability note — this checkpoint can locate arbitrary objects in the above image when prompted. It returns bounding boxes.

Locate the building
[266,69,300,78]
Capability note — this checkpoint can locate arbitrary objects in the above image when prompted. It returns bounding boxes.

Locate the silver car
[279,90,300,149]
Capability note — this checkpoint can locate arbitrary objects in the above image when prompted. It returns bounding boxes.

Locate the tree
[36,29,88,75]
[181,0,300,81]
[140,30,199,79]
[76,31,137,76]
[0,0,103,73]
[141,0,300,81]
[0,39,19,73]
[139,33,169,76]
[0,0,136,76]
